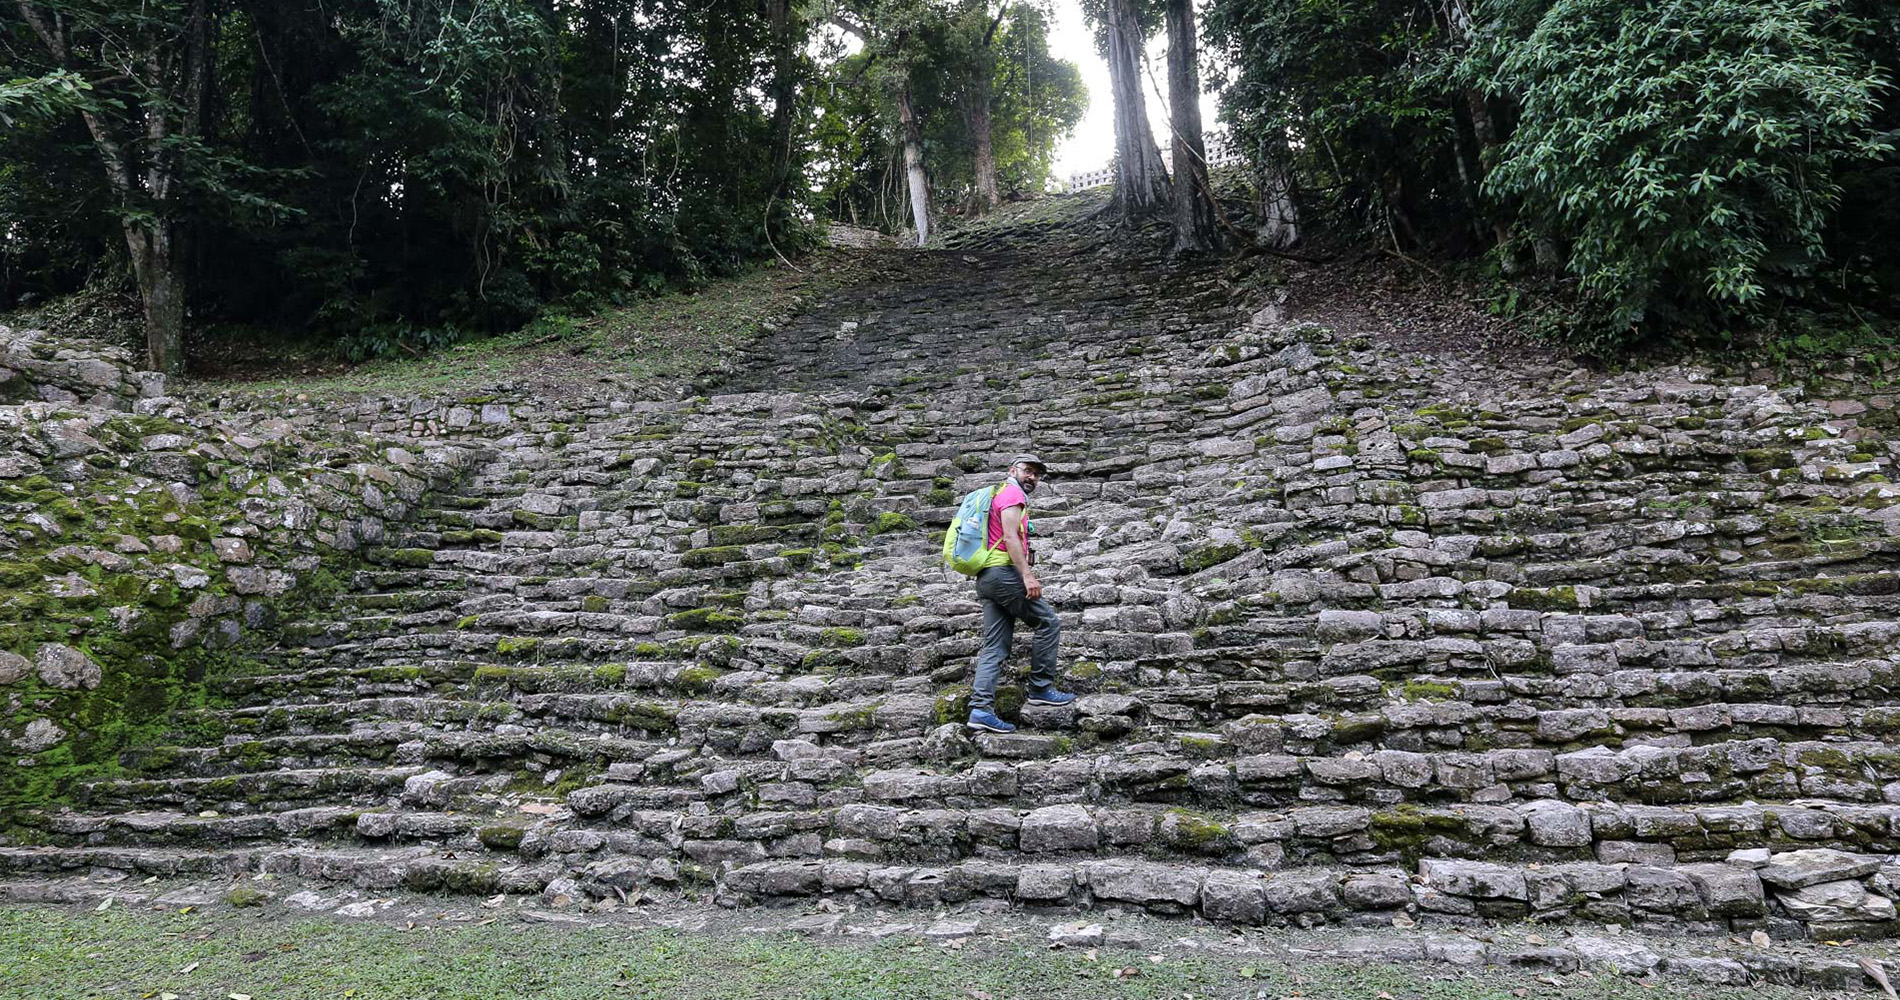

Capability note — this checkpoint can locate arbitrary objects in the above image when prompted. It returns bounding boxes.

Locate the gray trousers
[971,566,1062,711]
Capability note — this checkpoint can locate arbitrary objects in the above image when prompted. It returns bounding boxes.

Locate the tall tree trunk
[967,69,1000,212]
[1443,0,1512,259]
[897,83,931,245]
[1103,0,1169,221]
[765,0,801,203]
[18,0,203,375]
[126,223,185,374]
[1163,0,1216,253]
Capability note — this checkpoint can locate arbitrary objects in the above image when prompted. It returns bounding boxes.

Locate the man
[967,454,1075,734]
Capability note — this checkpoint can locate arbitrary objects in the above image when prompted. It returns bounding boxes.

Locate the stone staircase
[7,213,1900,943]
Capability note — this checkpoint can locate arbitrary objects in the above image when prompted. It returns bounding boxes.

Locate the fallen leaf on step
[1859,957,1898,1000]
[481,893,506,908]
[1526,934,1545,946]
[179,962,199,975]
[95,897,112,912]
[1148,954,1165,964]
[1750,930,1770,948]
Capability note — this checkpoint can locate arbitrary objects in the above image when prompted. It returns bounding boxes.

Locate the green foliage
[1204,0,1468,245]
[2,0,819,348]
[0,69,90,125]
[1205,0,1900,352]
[810,4,1085,229]
[1471,0,1893,350]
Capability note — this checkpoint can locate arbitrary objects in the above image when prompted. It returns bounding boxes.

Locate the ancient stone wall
[0,326,478,806]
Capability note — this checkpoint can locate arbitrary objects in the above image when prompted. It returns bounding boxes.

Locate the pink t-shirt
[986,482,1031,553]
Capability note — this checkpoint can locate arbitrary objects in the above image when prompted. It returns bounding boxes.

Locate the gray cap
[1009,453,1047,474]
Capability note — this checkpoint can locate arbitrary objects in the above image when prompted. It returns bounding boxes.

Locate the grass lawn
[0,905,1849,1000]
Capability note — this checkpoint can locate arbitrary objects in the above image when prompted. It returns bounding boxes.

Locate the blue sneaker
[1026,686,1076,707]
[966,710,1016,734]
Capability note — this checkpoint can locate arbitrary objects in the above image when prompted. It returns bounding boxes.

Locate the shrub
[1471,0,1892,349]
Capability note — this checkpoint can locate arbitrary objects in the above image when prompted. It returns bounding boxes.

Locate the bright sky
[1046,0,1222,182]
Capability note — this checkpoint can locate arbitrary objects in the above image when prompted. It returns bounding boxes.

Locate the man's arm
[999,504,1040,599]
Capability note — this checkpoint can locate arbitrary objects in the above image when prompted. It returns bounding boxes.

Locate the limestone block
[1020,804,1099,852]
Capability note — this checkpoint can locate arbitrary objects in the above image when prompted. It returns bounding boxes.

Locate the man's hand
[1023,573,1042,600]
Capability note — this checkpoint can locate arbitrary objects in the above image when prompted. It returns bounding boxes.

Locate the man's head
[1008,453,1047,493]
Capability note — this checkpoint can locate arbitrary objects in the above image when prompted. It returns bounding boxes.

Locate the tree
[948,0,1009,213]
[895,79,932,243]
[13,0,217,374]
[1162,0,1216,252]
[808,6,1081,226]
[824,2,935,244]
[1473,0,1891,345]
[1091,0,1169,221]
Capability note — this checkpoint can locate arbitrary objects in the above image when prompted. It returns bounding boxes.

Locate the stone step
[252,599,1900,673]
[74,765,425,811]
[31,795,1900,874]
[712,848,1900,937]
[242,648,1893,727]
[132,696,1900,810]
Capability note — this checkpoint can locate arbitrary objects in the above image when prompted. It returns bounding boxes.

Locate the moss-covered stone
[673,666,719,694]
[608,700,679,732]
[495,637,540,657]
[932,684,1024,724]
[867,512,917,536]
[681,545,746,568]
[477,824,527,851]
[1401,679,1458,701]
[1508,585,1579,612]
[819,627,866,648]
[374,548,437,568]
[225,887,269,908]
[665,607,745,632]
[1161,809,1236,855]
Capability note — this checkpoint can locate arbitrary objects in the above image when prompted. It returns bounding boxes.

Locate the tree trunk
[1104,0,1169,221]
[1256,156,1299,248]
[967,69,1000,212]
[18,1,204,375]
[897,84,931,245]
[1164,0,1216,253]
[125,222,185,374]
[765,0,800,203]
